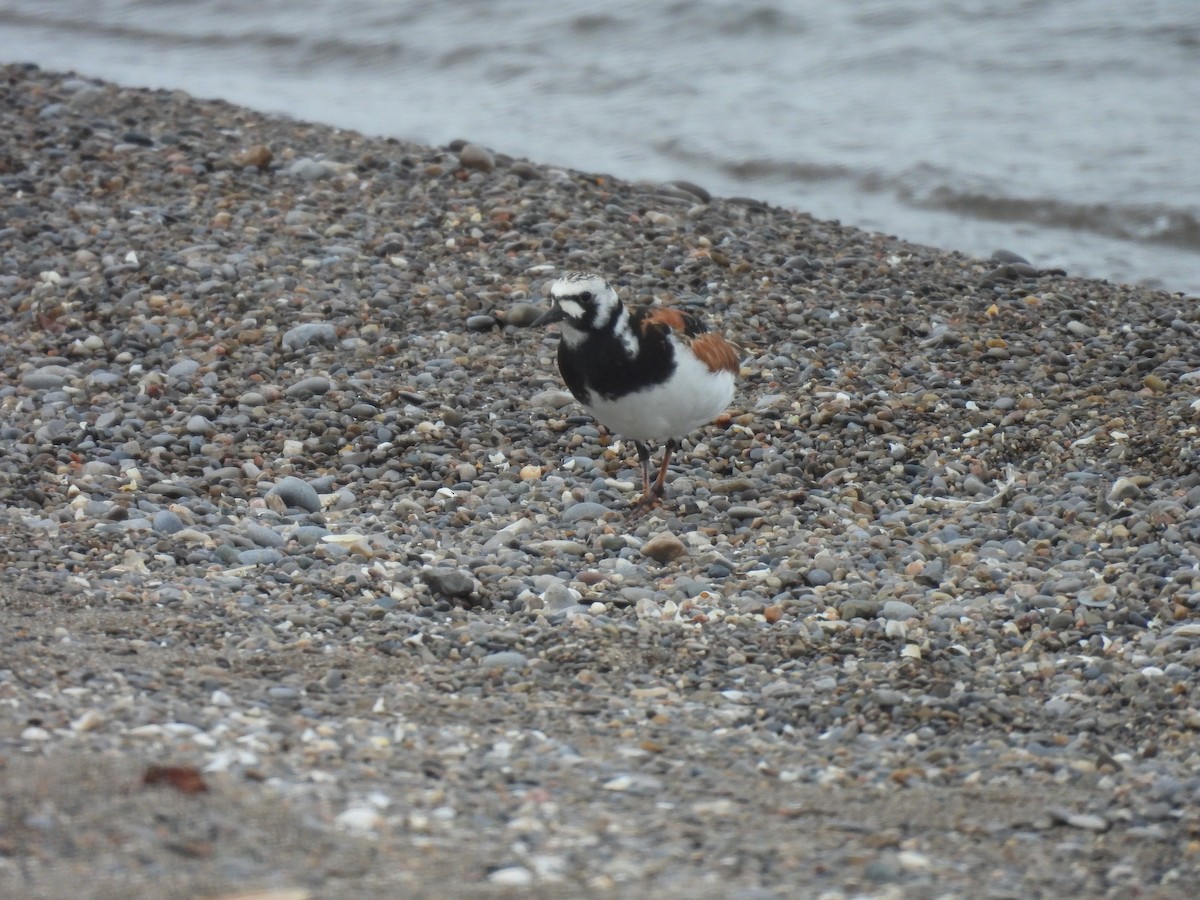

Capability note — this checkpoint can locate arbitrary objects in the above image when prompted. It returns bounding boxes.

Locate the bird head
[531,272,623,335]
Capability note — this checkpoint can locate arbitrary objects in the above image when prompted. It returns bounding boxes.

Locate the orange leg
[651,439,677,499]
[630,439,677,515]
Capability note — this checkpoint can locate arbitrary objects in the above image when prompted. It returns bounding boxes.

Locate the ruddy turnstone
[532,271,738,513]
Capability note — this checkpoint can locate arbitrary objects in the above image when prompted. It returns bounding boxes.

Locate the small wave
[661,1,807,36]
[906,185,1200,253]
[655,140,854,184]
[717,5,807,36]
[568,14,624,35]
[0,10,406,72]
[659,141,1200,254]
[0,9,294,52]
[298,37,409,70]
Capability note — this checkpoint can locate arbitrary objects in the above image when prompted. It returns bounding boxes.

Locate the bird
[531,271,738,514]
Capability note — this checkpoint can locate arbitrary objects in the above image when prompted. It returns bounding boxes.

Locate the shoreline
[2,63,1199,897]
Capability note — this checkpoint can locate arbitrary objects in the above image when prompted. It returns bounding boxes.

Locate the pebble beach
[2,62,1200,897]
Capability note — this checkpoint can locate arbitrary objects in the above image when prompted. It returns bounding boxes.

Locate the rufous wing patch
[640,307,739,374]
[689,332,740,374]
[641,308,690,333]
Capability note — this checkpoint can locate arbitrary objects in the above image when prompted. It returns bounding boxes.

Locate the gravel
[2,62,1200,898]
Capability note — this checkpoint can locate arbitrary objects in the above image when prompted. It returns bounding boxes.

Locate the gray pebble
[962,474,988,495]
[285,376,333,398]
[479,651,528,670]
[152,510,185,535]
[185,414,213,435]
[504,302,542,327]
[267,476,322,513]
[458,143,495,172]
[864,853,902,884]
[990,249,1030,264]
[328,488,357,510]
[282,323,338,352]
[1049,808,1109,832]
[840,599,881,620]
[243,523,286,548]
[466,315,499,331]
[662,179,711,203]
[167,360,201,378]
[562,502,610,523]
[22,371,67,390]
[421,568,475,598]
[529,540,588,557]
[874,689,906,708]
[529,389,576,410]
[284,157,337,180]
[34,420,70,443]
[239,547,283,565]
[881,600,919,620]
[541,583,582,613]
[1065,319,1094,338]
[147,481,197,499]
[292,525,330,546]
[66,85,106,111]
[1108,477,1142,503]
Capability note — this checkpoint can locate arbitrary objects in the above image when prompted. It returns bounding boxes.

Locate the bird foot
[628,489,666,518]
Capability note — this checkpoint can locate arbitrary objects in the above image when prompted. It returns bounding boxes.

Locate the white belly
[582,351,735,442]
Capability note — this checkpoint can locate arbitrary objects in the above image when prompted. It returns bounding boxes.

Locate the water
[2,0,1197,294]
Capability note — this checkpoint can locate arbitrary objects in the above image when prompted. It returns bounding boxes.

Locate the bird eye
[577,292,592,303]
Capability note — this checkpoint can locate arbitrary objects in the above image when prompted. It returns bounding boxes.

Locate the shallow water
[2,0,1197,293]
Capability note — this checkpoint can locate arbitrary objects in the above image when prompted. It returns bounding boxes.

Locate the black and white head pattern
[548,271,637,355]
